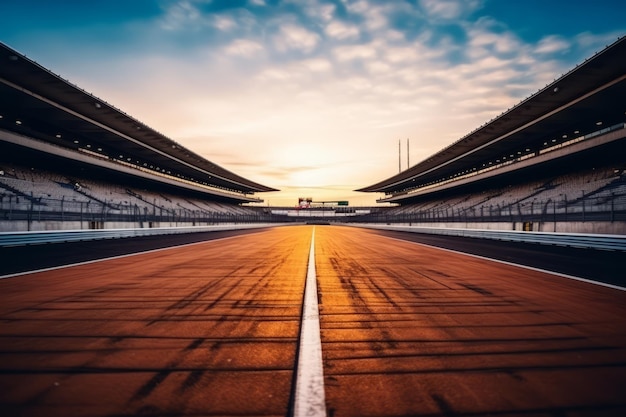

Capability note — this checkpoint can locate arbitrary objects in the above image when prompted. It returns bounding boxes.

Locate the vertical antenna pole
[398,139,401,172]
[407,138,410,169]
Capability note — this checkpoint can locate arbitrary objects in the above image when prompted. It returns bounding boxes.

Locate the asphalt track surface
[0,225,625,416]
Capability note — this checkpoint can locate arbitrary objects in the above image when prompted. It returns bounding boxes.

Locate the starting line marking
[293,226,327,417]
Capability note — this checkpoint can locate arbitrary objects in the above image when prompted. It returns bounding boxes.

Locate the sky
[1,1,625,206]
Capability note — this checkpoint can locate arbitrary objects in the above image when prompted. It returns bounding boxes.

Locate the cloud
[535,35,570,54]
[223,39,264,57]
[575,31,623,50]
[466,22,522,57]
[361,8,388,31]
[27,0,621,206]
[274,23,320,53]
[300,1,336,22]
[158,1,259,39]
[159,1,204,31]
[325,20,360,40]
[366,60,391,74]
[333,43,379,61]
[212,15,237,31]
[420,0,483,20]
[420,0,464,19]
[296,58,332,74]
[257,67,293,81]
[384,46,419,63]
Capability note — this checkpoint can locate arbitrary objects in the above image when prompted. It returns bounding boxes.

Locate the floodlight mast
[407,138,410,169]
[398,138,410,172]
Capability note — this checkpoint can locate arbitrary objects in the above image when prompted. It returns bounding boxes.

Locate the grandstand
[357,37,626,234]
[0,42,278,231]
[2,37,626,235]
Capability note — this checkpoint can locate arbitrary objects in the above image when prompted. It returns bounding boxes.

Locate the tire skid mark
[431,393,456,417]
[133,369,171,400]
[233,260,283,308]
[379,266,422,298]
[460,283,494,296]
[203,278,245,311]
[302,226,626,416]
[132,232,310,404]
[409,267,455,289]
[185,338,204,351]
[365,275,400,309]
[327,257,397,353]
[179,369,205,393]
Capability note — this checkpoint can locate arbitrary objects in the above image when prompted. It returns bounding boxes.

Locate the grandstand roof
[358,36,626,196]
[0,42,278,196]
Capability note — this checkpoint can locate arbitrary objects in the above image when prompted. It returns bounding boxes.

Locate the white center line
[293,226,327,417]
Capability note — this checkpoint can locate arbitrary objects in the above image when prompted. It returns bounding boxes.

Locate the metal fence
[349,194,626,224]
[2,193,626,227]
[0,194,282,227]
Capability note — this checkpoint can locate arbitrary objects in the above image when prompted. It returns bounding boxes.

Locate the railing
[0,223,289,247]
[0,194,280,226]
[2,187,625,227]
[350,192,626,224]
[351,224,626,252]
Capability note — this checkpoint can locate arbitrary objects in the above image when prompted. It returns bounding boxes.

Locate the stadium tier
[357,37,626,232]
[2,37,626,233]
[0,42,278,230]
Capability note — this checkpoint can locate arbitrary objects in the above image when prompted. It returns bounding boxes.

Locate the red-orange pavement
[0,226,312,417]
[0,225,625,417]
[315,226,626,417]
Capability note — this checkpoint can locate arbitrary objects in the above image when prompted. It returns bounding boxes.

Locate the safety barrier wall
[0,223,290,247]
[350,223,626,252]
[2,221,625,251]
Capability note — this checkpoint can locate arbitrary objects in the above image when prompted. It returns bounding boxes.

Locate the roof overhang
[0,128,263,203]
[378,126,626,203]
[0,42,278,195]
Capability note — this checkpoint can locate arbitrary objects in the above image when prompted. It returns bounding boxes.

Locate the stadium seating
[0,163,261,224]
[383,165,625,221]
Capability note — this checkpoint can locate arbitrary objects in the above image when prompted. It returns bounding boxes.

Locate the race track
[1,225,625,416]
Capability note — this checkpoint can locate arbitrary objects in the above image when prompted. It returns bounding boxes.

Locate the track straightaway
[0,226,312,417]
[293,226,327,417]
[1,225,625,417]
[314,226,626,417]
